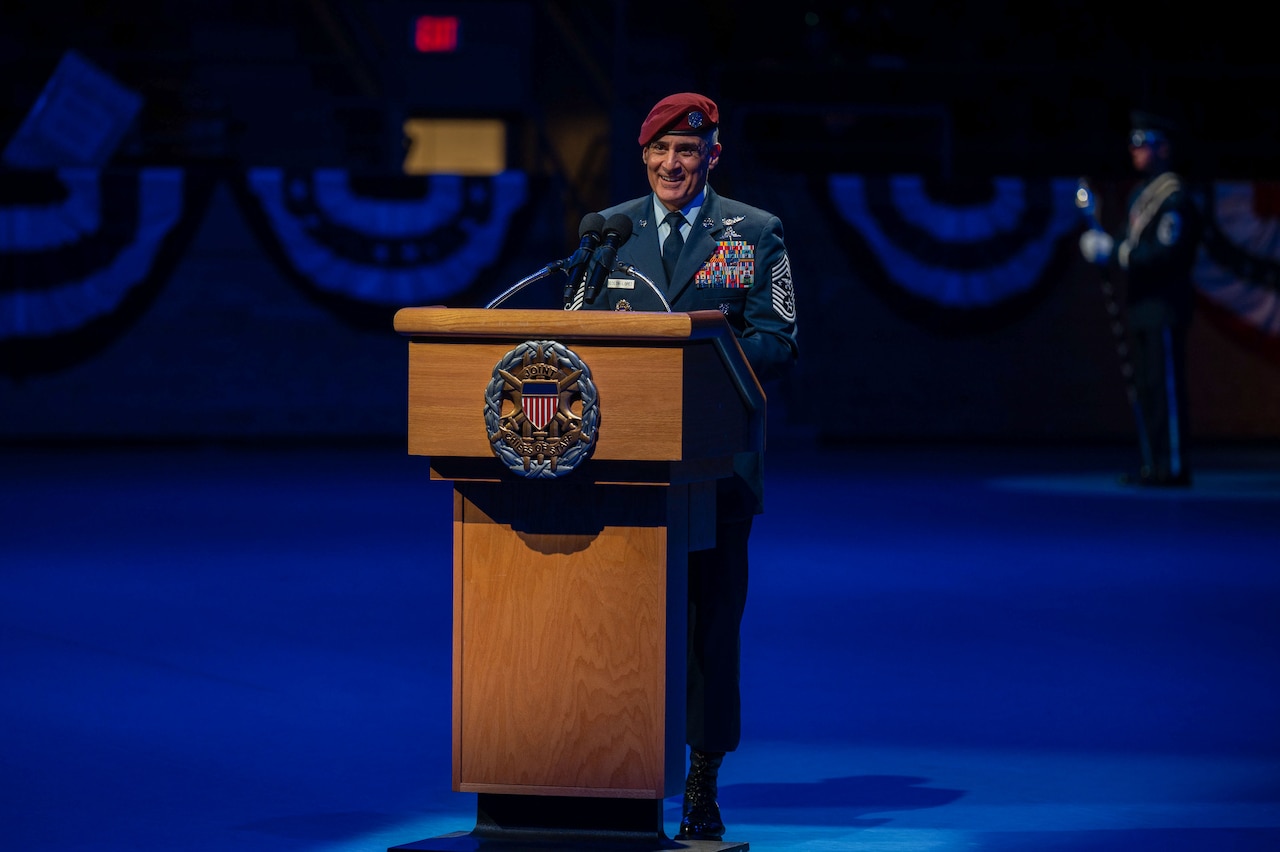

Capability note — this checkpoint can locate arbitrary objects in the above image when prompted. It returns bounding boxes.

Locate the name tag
[606,277,635,290]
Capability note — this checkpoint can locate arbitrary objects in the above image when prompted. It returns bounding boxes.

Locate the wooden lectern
[389,307,762,851]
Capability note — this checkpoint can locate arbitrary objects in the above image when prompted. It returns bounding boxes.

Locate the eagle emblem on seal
[484,340,599,478]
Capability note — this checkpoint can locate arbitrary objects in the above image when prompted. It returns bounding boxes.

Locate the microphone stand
[484,261,566,309]
[566,262,674,312]
[486,260,674,312]
[616,263,673,312]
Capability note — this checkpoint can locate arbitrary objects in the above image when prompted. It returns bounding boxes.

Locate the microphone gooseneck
[486,212,607,309]
[617,263,673,312]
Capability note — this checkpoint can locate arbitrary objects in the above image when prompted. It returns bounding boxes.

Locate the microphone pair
[563,212,634,307]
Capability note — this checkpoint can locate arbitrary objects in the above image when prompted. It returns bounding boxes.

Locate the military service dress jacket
[582,186,799,515]
[586,186,798,385]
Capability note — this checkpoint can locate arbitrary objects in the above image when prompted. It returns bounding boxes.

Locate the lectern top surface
[393,307,732,341]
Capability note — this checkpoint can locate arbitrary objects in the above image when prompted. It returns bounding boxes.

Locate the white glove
[1117,239,1131,270]
[1078,229,1114,264]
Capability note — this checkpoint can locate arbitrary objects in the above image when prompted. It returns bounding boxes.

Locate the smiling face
[644,133,721,211]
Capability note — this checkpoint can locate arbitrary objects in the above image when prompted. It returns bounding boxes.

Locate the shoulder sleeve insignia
[771,252,796,322]
[1156,210,1182,246]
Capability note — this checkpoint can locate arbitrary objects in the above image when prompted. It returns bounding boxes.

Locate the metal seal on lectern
[484,340,598,478]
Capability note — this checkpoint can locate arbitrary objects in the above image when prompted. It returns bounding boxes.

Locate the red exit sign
[414,15,459,53]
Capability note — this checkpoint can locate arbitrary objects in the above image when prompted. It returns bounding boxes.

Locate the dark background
[6,1,1280,181]
[3,0,1279,446]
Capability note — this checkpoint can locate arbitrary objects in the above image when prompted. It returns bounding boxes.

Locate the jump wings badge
[484,340,599,478]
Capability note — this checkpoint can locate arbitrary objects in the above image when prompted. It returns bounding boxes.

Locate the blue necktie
[663,211,686,280]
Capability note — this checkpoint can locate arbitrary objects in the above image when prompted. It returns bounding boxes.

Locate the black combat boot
[677,749,726,841]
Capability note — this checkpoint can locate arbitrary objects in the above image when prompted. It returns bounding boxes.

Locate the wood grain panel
[401,307,763,465]
[408,341,686,460]
[451,482,683,797]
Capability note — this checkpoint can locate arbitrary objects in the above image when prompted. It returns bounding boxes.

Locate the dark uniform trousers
[686,513,752,753]
[1128,303,1192,480]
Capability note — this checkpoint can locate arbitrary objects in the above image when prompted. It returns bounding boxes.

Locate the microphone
[581,213,634,304]
[563,212,605,307]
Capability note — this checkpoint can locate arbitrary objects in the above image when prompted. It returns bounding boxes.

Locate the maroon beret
[638,92,719,146]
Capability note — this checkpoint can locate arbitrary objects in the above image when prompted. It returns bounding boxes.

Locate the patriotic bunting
[3,169,1277,377]
[824,174,1083,331]
[1195,181,1280,360]
[238,168,528,307]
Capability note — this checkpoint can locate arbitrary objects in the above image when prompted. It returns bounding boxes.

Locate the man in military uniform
[580,92,799,840]
[1080,108,1202,486]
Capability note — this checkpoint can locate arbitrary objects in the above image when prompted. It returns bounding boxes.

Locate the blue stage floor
[3,441,1279,851]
